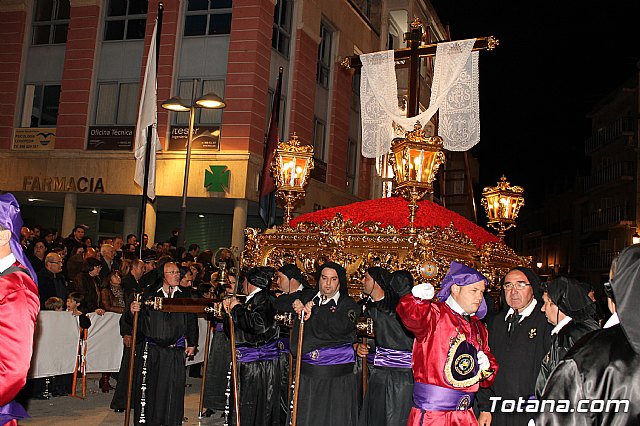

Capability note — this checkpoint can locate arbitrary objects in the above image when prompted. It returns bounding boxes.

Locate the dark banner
[168,125,220,151]
[87,126,135,150]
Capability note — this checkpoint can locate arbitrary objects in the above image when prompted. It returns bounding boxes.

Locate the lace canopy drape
[360,38,480,158]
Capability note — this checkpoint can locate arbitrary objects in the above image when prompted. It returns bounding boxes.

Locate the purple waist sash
[236,341,279,363]
[374,346,413,368]
[147,335,186,349]
[413,382,475,412]
[277,337,290,354]
[215,322,224,333]
[0,401,29,424]
[366,352,375,364]
[302,343,355,366]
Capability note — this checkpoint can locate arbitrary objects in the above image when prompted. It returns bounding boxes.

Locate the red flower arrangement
[290,197,499,248]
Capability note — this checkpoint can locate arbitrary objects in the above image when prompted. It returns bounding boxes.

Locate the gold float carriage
[241,125,530,301]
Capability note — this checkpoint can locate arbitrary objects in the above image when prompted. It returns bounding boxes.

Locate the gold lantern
[481,175,525,239]
[271,134,315,225]
[389,122,446,233]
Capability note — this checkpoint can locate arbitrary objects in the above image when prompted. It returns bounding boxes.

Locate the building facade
[517,71,639,285]
[0,0,450,250]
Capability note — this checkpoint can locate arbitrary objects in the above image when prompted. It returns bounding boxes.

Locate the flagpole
[138,2,163,258]
[258,67,283,228]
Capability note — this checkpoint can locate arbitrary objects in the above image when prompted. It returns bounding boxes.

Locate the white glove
[477,350,490,371]
[412,283,435,300]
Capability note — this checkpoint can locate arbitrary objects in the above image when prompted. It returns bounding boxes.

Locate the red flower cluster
[290,197,499,248]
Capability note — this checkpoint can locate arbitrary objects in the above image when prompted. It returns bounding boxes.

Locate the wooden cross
[341,18,499,118]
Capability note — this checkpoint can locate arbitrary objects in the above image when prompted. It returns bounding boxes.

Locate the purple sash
[215,322,224,333]
[277,337,290,354]
[147,335,186,349]
[366,352,375,365]
[302,343,355,366]
[413,382,474,412]
[0,401,29,424]
[374,346,413,368]
[236,341,279,363]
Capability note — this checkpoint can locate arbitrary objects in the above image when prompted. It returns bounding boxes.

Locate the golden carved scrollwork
[243,213,528,301]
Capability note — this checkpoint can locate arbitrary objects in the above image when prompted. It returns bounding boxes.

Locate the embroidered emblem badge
[310,350,320,360]
[529,328,537,339]
[457,395,471,411]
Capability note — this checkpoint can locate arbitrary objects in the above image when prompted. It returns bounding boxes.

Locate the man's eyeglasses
[503,281,530,290]
[48,261,63,265]
[165,271,180,275]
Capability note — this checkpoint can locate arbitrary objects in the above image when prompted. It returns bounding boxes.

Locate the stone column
[61,193,77,237]
[231,199,248,253]
[144,202,157,246]
[123,207,139,240]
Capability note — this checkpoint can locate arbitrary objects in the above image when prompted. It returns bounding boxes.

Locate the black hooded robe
[358,299,414,426]
[202,321,232,413]
[279,262,359,426]
[537,244,640,425]
[134,285,199,426]
[225,289,281,426]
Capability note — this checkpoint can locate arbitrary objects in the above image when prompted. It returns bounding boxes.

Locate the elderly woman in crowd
[72,257,104,315]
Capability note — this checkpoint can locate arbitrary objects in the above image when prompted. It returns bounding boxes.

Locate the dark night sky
[430,1,640,205]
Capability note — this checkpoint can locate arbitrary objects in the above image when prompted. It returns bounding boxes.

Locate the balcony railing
[585,117,637,154]
[583,161,635,191]
[581,250,620,270]
[582,204,633,232]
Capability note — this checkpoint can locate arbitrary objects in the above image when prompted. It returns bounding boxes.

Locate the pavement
[20,374,226,426]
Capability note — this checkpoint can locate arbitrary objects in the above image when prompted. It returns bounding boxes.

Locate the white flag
[134,20,160,199]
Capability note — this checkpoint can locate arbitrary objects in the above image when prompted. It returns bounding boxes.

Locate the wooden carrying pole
[361,337,368,400]
[290,314,305,426]
[124,293,142,426]
[198,321,214,417]
[228,314,241,426]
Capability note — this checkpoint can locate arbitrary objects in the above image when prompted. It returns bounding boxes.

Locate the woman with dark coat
[72,257,105,315]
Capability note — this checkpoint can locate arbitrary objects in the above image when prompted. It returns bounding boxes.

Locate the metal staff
[290,312,305,426]
[125,293,142,426]
[198,320,215,418]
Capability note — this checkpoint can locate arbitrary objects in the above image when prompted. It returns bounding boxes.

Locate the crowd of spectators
[19,223,230,398]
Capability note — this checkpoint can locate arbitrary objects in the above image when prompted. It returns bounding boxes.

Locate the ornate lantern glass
[389,122,445,233]
[271,134,314,225]
[481,175,525,239]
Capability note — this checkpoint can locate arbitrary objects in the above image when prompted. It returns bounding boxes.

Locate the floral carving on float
[242,196,530,299]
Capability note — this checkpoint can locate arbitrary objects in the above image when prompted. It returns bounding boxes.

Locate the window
[313,116,326,160]
[32,0,70,45]
[104,0,147,41]
[346,138,358,194]
[173,79,225,125]
[94,82,139,125]
[272,0,292,56]
[24,84,61,127]
[317,22,333,88]
[347,0,381,34]
[184,0,232,36]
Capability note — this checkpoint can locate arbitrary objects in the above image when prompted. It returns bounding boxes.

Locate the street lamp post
[161,91,226,248]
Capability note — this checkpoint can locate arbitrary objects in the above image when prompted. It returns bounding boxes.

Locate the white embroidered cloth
[360,38,479,158]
